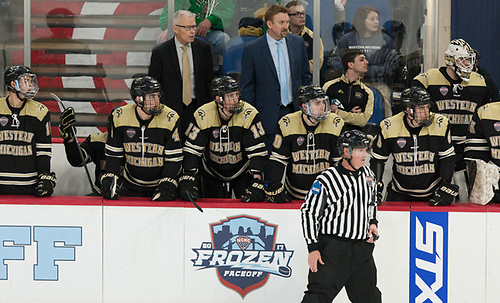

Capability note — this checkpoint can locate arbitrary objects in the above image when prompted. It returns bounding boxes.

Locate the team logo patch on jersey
[355,92,363,99]
[166,111,176,122]
[494,122,500,132]
[212,129,220,139]
[439,87,448,96]
[383,119,391,130]
[397,138,406,148]
[337,89,344,94]
[282,116,291,127]
[126,128,136,138]
[191,215,294,298]
[365,175,374,188]
[0,116,8,127]
[333,116,341,127]
[243,108,253,119]
[197,109,206,121]
[297,136,305,146]
[436,116,444,128]
[311,181,321,195]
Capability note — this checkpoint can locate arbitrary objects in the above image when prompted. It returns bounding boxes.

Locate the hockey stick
[51,93,100,195]
[187,190,204,213]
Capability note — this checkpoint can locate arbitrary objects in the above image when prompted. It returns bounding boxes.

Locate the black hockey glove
[101,173,119,200]
[152,177,178,201]
[430,180,459,206]
[266,183,292,203]
[179,174,200,202]
[241,179,266,202]
[59,107,76,140]
[35,172,57,197]
[375,181,384,205]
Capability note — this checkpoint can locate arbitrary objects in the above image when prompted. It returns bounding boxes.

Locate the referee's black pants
[301,235,382,303]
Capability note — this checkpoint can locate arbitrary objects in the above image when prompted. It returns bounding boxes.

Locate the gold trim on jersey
[90,132,108,143]
[0,97,49,122]
[194,101,259,130]
[414,68,487,88]
[380,112,450,139]
[477,101,500,121]
[112,104,179,130]
[278,111,344,137]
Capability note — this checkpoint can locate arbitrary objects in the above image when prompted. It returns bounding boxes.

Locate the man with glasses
[370,87,457,205]
[285,0,324,74]
[149,10,214,136]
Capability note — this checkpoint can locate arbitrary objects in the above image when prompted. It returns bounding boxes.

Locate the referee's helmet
[337,129,371,157]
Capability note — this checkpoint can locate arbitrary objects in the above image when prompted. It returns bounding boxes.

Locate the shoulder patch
[382,118,391,130]
[310,181,322,195]
[436,115,444,128]
[333,116,342,127]
[197,109,206,121]
[166,110,177,122]
[243,108,254,119]
[281,116,291,128]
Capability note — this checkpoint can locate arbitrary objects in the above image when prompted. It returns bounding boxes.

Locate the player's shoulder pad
[231,102,259,128]
[316,114,344,136]
[424,113,449,135]
[278,111,305,137]
[322,77,342,94]
[379,112,407,138]
[414,68,444,87]
[90,131,108,143]
[194,101,220,130]
[111,104,139,128]
[24,99,49,121]
[149,105,179,130]
[477,101,500,121]
[464,71,487,87]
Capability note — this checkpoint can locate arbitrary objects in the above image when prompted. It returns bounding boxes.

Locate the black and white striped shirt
[301,162,378,252]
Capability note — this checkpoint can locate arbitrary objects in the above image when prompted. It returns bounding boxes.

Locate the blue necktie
[276,41,289,106]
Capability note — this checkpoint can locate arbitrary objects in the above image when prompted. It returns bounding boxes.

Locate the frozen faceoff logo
[410,212,448,302]
[191,215,294,298]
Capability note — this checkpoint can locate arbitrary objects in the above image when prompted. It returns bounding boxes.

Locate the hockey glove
[375,181,384,205]
[430,180,459,206]
[35,172,57,197]
[266,183,292,203]
[241,179,266,202]
[179,174,200,202]
[152,177,178,201]
[59,107,76,140]
[101,173,119,200]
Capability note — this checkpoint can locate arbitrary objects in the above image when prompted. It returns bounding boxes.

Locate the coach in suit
[149,10,214,135]
[240,4,312,149]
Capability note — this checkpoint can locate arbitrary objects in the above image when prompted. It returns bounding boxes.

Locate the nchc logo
[0,226,82,281]
[191,215,294,298]
[410,212,448,303]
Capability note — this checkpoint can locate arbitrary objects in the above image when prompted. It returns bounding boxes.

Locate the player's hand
[157,29,168,44]
[196,19,211,37]
[179,174,200,201]
[266,183,292,203]
[330,104,338,113]
[35,172,57,197]
[241,179,266,202]
[59,107,76,140]
[308,250,324,273]
[430,179,459,206]
[152,177,178,201]
[101,173,119,200]
[367,224,379,243]
[351,106,362,113]
[375,181,384,205]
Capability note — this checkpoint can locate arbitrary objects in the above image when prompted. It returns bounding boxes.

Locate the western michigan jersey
[413,67,489,160]
[0,96,52,194]
[268,111,344,199]
[322,74,374,129]
[105,104,182,192]
[183,101,267,181]
[64,132,108,193]
[465,101,500,167]
[371,112,455,197]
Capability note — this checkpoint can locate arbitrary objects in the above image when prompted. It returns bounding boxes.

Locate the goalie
[465,101,500,204]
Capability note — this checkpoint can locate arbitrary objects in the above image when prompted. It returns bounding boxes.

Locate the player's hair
[285,1,306,8]
[352,5,379,36]
[264,4,288,24]
[342,49,364,72]
[173,10,195,26]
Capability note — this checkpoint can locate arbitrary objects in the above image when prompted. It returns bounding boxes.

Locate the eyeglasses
[288,12,306,17]
[175,25,197,31]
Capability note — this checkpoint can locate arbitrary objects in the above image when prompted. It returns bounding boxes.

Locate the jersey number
[250,121,265,139]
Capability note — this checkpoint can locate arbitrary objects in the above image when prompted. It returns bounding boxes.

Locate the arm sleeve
[335,87,374,127]
[36,111,52,174]
[301,177,329,252]
[104,113,124,176]
[242,114,267,174]
[240,46,256,105]
[183,119,209,172]
[161,118,183,179]
[300,41,312,85]
[267,122,289,185]
[148,47,163,86]
[439,124,456,181]
[64,136,93,167]
[465,110,490,162]
[370,128,390,177]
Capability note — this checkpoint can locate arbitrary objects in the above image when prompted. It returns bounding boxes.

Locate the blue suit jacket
[240,34,312,136]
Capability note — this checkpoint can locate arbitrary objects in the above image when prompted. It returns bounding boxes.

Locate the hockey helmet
[298,85,331,122]
[130,75,163,116]
[444,39,476,81]
[4,65,39,99]
[337,129,371,158]
[211,76,243,114]
[401,86,434,127]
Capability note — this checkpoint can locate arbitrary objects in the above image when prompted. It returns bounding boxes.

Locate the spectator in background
[156,0,235,56]
[240,4,311,151]
[474,49,500,102]
[333,5,398,118]
[285,0,324,74]
[323,49,374,131]
[149,10,214,136]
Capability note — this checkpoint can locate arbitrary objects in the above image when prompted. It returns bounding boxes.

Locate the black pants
[201,169,252,199]
[301,235,382,303]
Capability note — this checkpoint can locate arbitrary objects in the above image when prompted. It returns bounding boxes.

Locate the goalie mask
[444,39,476,81]
[212,76,243,115]
[401,86,434,127]
[298,85,331,122]
[130,76,163,116]
[4,65,39,100]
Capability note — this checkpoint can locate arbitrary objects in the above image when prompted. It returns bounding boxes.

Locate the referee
[300,130,382,303]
